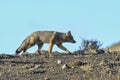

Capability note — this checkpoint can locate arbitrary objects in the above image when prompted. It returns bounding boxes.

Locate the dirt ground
[0,51,120,80]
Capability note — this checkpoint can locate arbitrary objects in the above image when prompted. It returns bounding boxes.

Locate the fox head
[66,31,76,43]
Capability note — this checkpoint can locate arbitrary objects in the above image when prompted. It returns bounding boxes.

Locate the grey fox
[16,31,76,57]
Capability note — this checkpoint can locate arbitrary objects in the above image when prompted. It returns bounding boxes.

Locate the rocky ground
[0,51,120,80]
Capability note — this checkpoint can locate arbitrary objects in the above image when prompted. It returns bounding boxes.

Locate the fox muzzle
[72,40,76,43]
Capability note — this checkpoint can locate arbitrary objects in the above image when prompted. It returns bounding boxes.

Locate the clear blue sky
[0,0,120,54]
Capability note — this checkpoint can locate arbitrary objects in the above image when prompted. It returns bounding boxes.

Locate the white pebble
[57,59,63,64]
[62,64,70,69]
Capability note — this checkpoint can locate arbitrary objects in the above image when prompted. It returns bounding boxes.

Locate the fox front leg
[20,49,29,57]
[49,41,54,57]
[56,43,71,54]
[21,43,34,56]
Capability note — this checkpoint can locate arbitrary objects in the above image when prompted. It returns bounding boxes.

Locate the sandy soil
[0,52,119,80]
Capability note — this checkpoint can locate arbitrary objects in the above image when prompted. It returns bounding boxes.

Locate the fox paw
[49,53,53,58]
[66,51,71,54]
[35,51,41,55]
[15,53,19,56]
[21,52,28,57]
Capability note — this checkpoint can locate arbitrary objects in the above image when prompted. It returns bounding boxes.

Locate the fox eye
[70,36,73,39]
[68,35,73,40]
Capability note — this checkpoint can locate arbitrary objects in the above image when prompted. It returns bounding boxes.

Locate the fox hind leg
[36,43,44,55]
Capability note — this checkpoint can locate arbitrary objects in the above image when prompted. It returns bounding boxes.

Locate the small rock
[30,69,45,74]
[80,64,93,71]
[57,59,63,64]
[99,61,106,65]
[44,77,50,80]
[34,65,41,69]
[62,64,70,69]
[0,72,3,76]
[71,61,87,67]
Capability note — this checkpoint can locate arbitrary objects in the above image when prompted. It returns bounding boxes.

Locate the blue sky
[0,0,120,54]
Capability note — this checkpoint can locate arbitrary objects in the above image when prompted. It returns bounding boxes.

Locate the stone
[57,59,63,64]
[62,64,70,69]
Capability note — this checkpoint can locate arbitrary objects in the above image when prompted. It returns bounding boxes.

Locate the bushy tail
[16,39,28,54]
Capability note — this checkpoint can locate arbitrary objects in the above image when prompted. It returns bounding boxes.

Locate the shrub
[79,38,103,51]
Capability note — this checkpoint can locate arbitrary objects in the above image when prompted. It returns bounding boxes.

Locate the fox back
[35,31,76,43]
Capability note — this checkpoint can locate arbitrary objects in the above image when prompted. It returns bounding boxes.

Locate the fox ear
[66,31,71,36]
